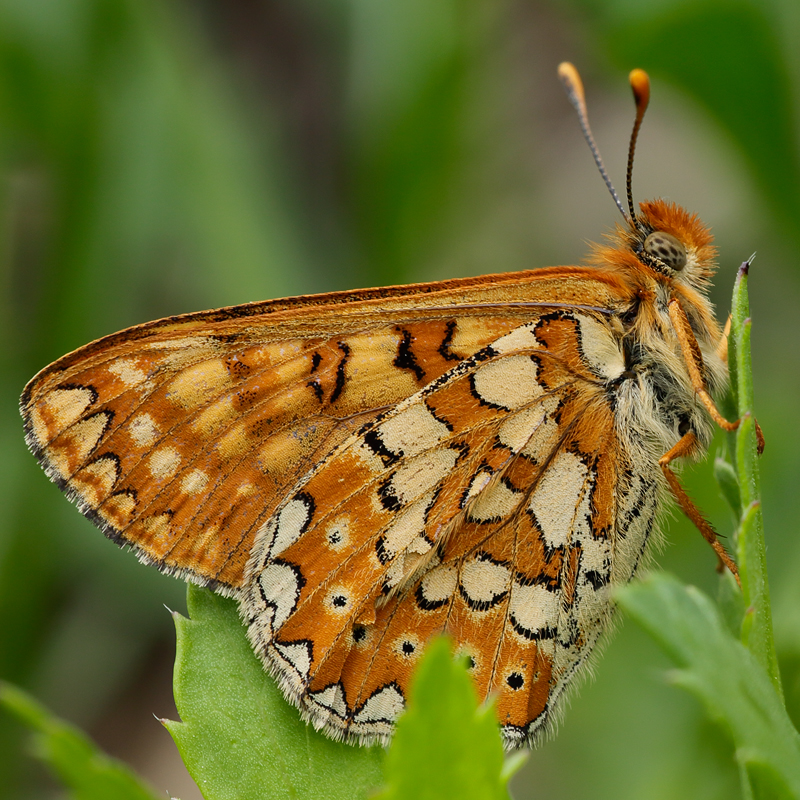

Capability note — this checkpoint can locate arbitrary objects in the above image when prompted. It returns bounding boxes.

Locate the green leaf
[617,573,800,798]
[713,453,741,519]
[164,585,383,800]
[376,637,517,800]
[0,682,160,800]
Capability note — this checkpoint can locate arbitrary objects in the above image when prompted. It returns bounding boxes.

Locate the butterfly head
[559,64,718,295]
[627,199,717,290]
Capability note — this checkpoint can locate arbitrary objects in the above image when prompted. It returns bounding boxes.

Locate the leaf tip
[164,603,185,622]
[160,717,181,735]
[738,259,752,277]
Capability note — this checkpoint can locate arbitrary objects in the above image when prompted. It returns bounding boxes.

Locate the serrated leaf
[617,573,800,798]
[0,682,160,800]
[375,637,516,800]
[164,585,383,800]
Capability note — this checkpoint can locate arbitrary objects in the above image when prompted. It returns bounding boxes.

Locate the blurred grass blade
[617,573,800,798]
[603,0,800,242]
[348,0,494,284]
[0,682,161,800]
[376,636,517,800]
[164,585,383,800]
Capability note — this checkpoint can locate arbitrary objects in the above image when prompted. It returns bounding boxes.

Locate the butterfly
[20,63,743,749]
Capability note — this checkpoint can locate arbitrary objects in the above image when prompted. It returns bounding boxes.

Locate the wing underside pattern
[21,293,660,747]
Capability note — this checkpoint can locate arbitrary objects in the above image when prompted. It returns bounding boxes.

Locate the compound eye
[643,231,687,271]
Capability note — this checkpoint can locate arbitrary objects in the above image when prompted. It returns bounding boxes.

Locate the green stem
[730,262,782,699]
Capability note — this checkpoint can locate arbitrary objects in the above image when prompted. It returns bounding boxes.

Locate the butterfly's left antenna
[558,62,628,222]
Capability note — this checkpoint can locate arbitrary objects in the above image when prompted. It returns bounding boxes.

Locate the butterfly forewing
[22,272,627,588]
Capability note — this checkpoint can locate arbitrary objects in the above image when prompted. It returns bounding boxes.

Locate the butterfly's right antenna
[558,62,628,222]
[626,69,650,225]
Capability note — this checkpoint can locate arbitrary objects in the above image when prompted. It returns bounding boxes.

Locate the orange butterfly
[21,64,743,748]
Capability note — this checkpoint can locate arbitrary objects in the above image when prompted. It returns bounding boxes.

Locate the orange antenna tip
[558,62,585,105]
[628,69,650,113]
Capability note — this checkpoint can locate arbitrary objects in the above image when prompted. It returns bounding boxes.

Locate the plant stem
[729,261,782,699]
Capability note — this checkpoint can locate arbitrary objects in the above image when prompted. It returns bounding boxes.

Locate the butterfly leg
[668,298,738,431]
[716,315,731,363]
[659,430,741,585]
[668,298,765,454]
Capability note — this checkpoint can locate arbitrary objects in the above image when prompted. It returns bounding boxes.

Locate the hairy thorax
[613,277,728,468]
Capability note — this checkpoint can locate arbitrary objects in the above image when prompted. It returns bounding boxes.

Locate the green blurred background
[1,0,799,797]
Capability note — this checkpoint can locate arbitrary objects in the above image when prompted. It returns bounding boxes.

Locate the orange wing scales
[22,197,732,748]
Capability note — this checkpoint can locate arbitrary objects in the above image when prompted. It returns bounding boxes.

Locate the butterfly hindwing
[240,307,657,745]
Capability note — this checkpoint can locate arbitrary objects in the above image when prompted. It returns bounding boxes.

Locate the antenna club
[629,69,650,112]
[558,62,585,104]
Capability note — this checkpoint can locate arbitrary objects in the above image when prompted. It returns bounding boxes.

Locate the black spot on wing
[308,378,324,402]
[363,429,401,467]
[394,328,425,382]
[506,672,524,690]
[352,625,367,643]
[330,341,350,404]
[377,476,403,512]
[583,570,609,590]
[438,320,460,361]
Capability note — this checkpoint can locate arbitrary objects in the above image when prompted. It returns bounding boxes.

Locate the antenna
[626,69,650,223]
[558,62,628,221]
